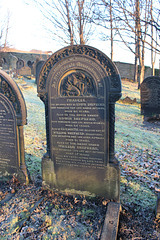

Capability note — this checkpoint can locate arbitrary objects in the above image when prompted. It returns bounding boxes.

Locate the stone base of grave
[42,155,120,201]
[41,154,57,188]
[0,166,29,184]
[101,202,121,240]
[17,166,29,184]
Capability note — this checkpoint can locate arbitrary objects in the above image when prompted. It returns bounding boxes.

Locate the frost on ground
[0,183,107,239]
[0,78,159,239]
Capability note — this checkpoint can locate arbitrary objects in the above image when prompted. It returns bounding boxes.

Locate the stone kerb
[37,45,122,201]
[0,69,28,183]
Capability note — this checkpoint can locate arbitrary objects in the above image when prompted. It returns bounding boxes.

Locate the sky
[0,0,159,69]
[0,0,57,51]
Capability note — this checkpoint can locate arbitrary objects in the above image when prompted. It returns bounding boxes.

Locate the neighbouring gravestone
[37,45,121,200]
[18,66,31,76]
[35,60,45,84]
[27,60,34,75]
[0,69,29,183]
[140,76,160,119]
[16,59,24,69]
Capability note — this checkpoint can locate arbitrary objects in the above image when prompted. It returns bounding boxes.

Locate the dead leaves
[0,184,108,239]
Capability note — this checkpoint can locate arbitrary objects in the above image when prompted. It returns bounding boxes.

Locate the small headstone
[140,76,160,119]
[27,60,35,75]
[35,60,45,84]
[16,59,24,69]
[0,70,28,183]
[17,66,31,76]
[37,45,121,200]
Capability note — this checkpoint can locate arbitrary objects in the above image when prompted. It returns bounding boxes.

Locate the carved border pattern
[38,45,120,92]
[0,76,20,114]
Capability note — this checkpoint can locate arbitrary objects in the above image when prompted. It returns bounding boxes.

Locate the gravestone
[16,59,24,69]
[27,60,34,75]
[35,60,45,84]
[17,66,31,76]
[140,76,160,119]
[0,70,28,183]
[37,45,121,200]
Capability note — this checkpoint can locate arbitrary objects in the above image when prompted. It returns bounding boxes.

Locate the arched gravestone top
[37,45,121,200]
[16,59,25,69]
[140,76,160,117]
[0,70,28,182]
[37,45,121,101]
[0,70,27,125]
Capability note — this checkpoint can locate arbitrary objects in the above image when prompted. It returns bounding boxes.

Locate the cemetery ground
[0,77,160,239]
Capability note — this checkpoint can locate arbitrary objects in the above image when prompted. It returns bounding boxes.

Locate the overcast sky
[1,0,159,68]
[0,0,60,51]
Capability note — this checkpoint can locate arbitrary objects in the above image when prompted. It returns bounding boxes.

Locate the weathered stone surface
[101,202,121,240]
[140,76,160,118]
[0,70,28,183]
[156,193,160,219]
[37,45,121,200]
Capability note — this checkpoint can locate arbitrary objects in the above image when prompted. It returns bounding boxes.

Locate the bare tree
[0,9,11,50]
[3,10,11,48]
[29,0,95,45]
[110,0,160,87]
[96,0,160,86]
[150,0,160,75]
[92,0,116,61]
[101,0,114,60]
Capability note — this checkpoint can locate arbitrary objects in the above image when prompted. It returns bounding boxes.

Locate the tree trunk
[138,43,145,89]
[4,11,10,48]
[136,0,142,89]
[134,19,138,83]
[110,0,113,61]
[151,0,155,76]
[139,63,145,89]
[65,0,74,45]
[78,0,85,45]
[134,55,138,82]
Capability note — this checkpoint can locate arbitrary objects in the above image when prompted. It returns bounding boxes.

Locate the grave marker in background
[140,76,160,119]
[0,70,28,183]
[17,66,31,76]
[35,60,45,84]
[37,45,121,200]
[16,59,24,69]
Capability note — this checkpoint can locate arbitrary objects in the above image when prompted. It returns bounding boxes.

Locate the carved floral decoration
[60,71,96,97]
[0,76,20,114]
[38,46,120,92]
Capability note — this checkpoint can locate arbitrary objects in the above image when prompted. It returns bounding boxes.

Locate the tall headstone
[37,45,121,200]
[140,76,160,119]
[0,70,28,183]
[35,60,45,84]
